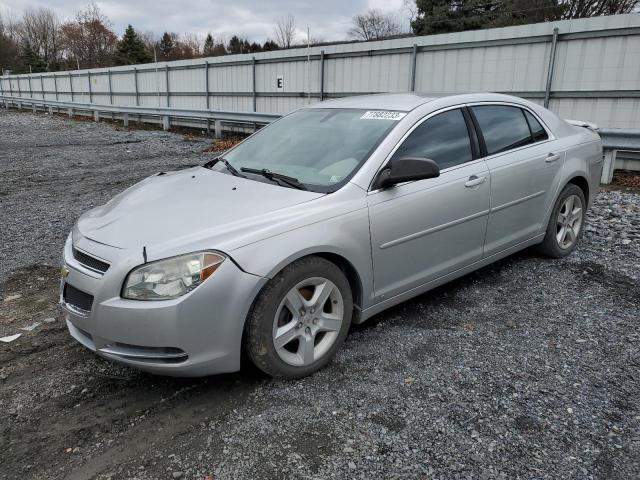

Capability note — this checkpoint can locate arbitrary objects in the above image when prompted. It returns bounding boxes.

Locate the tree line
[0,4,292,74]
[409,0,639,35]
[1,0,637,75]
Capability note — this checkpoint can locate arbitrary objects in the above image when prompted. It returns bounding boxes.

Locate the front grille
[63,284,94,312]
[72,247,110,273]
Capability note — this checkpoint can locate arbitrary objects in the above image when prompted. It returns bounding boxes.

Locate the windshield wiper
[204,156,246,178]
[240,167,307,190]
[218,157,246,178]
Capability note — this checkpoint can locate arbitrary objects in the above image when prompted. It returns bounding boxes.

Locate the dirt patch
[0,265,61,337]
[203,136,246,153]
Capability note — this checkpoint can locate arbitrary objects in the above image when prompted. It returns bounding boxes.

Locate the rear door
[469,104,565,257]
[367,107,490,301]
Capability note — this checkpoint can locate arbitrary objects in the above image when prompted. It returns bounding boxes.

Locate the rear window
[524,110,549,142]
[471,105,533,155]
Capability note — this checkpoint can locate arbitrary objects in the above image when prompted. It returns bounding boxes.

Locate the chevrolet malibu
[61,93,603,378]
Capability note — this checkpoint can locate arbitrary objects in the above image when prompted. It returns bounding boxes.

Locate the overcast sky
[1,0,409,43]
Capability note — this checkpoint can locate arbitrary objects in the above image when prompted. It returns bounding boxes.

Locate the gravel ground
[0,111,209,277]
[0,109,639,480]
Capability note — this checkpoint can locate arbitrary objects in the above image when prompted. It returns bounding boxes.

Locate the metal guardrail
[599,128,640,150]
[1,94,638,183]
[598,128,640,184]
[0,94,280,137]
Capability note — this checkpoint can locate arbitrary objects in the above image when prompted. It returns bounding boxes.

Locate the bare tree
[274,14,297,48]
[18,7,61,67]
[308,34,326,46]
[348,9,403,41]
[0,9,21,41]
[403,0,418,25]
[180,33,204,57]
[0,11,19,72]
[139,30,158,59]
[60,4,118,69]
[561,0,640,18]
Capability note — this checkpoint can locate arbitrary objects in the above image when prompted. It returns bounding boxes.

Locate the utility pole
[307,27,311,104]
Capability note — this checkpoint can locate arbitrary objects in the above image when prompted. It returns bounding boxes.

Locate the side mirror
[375,157,440,189]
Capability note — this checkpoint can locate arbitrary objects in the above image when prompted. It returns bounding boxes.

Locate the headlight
[122,251,225,300]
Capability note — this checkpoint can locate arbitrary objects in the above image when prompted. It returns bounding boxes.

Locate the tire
[537,184,586,258]
[245,256,353,379]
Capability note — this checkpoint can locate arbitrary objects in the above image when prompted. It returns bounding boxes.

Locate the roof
[309,93,439,112]
[308,92,535,112]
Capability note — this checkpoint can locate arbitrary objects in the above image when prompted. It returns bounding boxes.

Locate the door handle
[545,153,561,163]
[465,175,486,188]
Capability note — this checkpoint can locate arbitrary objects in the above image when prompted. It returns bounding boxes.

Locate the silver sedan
[61,93,603,378]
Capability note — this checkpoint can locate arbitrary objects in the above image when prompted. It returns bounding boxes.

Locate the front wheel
[537,184,586,258]
[245,256,353,379]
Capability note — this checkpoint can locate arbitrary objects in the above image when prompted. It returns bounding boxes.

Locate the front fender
[229,206,376,310]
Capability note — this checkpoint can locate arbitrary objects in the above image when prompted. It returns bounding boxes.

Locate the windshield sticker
[329,175,343,183]
[361,111,406,121]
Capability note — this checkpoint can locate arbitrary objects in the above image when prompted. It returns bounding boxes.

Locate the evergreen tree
[19,40,47,73]
[227,35,243,54]
[159,32,175,60]
[410,0,565,35]
[262,39,279,51]
[226,35,259,55]
[0,31,19,73]
[203,33,214,56]
[115,25,152,65]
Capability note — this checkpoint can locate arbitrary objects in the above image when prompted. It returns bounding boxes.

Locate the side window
[523,110,549,142]
[391,109,472,170]
[471,105,533,155]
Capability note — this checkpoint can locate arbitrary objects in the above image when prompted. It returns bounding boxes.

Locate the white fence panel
[1,14,640,128]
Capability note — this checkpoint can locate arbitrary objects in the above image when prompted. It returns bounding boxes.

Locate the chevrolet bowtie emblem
[61,266,70,279]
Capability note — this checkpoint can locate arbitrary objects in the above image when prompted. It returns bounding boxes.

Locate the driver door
[367,108,490,301]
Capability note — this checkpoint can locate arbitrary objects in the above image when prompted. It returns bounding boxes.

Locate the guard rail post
[602,149,618,184]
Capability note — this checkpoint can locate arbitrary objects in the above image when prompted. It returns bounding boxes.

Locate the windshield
[210,108,401,192]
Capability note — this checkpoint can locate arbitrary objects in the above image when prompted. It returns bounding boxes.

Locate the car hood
[76,167,325,251]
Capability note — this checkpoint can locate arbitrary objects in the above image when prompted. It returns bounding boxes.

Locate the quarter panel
[536,134,602,231]
[561,139,603,207]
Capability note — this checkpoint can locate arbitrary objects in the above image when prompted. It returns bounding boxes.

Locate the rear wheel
[537,184,586,258]
[245,256,352,378]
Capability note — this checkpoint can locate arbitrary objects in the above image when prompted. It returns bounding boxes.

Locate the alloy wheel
[272,277,344,367]
[556,194,583,250]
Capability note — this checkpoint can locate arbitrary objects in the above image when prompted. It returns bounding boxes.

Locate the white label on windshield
[361,111,406,121]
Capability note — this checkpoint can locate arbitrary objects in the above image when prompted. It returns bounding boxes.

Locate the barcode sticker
[361,111,406,121]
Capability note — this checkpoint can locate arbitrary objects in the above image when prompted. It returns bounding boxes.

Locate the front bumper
[61,235,267,377]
